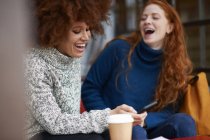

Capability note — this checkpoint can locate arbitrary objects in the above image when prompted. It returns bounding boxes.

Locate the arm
[26,63,109,135]
[82,41,122,111]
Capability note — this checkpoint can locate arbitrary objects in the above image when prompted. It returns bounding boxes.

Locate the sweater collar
[136,40,163,63]
[38,47,80,69]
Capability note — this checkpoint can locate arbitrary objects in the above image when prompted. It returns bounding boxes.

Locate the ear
[166,23,174,34]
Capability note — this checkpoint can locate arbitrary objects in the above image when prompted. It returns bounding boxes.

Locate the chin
[73,53,84,58]
[143,39,153,45]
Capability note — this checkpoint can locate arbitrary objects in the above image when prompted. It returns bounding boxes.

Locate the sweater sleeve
[26,62,109,135]
[82,40,123,111]
[145,105,175,129]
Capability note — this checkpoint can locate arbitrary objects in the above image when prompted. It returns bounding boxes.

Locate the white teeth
[76,44,86,49]
[76,44,85,47]
[144,28,154,32]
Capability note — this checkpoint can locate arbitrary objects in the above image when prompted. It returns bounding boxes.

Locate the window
[176,0,210,82]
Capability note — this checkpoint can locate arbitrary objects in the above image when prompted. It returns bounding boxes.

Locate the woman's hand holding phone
[134,101,158,127]
[133,112,147,126]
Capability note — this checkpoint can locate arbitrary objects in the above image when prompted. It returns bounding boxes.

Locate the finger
[133,121,141,126]
[139,111,147,116]
[132,113,147,123]
[139,112,147,118]
[140,122,144,127]
[120,104,137,113]
[133,119,142,123]
[140,115,147,122]
[131,113,142,121]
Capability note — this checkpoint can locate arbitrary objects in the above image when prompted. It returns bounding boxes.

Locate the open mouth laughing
[75,43,87,52]
[144,28,155,35]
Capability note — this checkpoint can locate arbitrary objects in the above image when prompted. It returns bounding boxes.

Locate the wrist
[109,109,115,115]
[108,108,114,115]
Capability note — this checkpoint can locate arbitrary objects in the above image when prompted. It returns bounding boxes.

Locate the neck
[150,45,162,50]
[146,41,163,50]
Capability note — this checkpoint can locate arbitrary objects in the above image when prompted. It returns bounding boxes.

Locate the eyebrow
[152,13,160,16]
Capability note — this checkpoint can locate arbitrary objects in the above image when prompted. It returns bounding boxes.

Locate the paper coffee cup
[108,114,134,140]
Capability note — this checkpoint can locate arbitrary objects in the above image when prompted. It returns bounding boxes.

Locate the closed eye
[152,13,160,20]
[153,16,160,20]
[72,30,81,34]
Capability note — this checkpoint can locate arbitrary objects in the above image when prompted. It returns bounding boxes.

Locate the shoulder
[25,48,49,78]
[92,39,131,64]
[102,39,131,56]
[107,39,130,50]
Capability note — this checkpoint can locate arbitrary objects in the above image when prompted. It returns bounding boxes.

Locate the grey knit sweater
[25,48,109,139]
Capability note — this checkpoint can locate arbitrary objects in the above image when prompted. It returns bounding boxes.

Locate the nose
[81,31,90,41]
[144,17,151,25]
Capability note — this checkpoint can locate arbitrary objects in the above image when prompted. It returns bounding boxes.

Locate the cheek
[87,32,91,38]
[68,35,79,44]
[87,35,91,40]
[160,21,170,33]
[158,29,167,38]
[67,38,74,45]
[157,23,167,35]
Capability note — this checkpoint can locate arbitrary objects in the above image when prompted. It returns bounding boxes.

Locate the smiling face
[57,22,91,58]
[140,4,173,49]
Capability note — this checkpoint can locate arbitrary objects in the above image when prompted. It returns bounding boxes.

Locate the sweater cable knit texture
[25,48,109,139]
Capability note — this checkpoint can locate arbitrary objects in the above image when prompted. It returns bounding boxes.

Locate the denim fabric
[132,125,147,140]
[132,113,196,140]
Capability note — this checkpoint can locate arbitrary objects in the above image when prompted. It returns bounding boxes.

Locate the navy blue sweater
[82,39,176,129]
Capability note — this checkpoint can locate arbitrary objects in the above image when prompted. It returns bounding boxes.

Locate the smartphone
[139,100,158,113]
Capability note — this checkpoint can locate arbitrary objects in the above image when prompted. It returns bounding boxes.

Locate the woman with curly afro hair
[26,0,143,140]
[82,0,196,139]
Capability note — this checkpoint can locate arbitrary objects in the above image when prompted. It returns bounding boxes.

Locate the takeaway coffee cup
[108,114,134,140]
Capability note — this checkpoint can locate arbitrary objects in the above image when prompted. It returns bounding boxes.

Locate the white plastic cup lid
[108,114,134,124]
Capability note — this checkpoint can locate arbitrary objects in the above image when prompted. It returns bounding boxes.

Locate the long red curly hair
[34,0,111,47]
[118,0,193,111]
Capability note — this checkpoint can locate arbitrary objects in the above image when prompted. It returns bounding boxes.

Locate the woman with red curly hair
[82,0,196,139]
[26,0,142,140]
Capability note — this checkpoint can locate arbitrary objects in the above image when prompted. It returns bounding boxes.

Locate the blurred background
[81,0,210,84]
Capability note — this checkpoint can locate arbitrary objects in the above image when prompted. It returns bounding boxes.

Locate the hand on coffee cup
[110,104,137,115]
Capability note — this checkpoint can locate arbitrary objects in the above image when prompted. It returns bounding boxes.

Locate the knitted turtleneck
[26,47,109,139]
[136,40,162,63]
[82,39,163,112]
[40,47,77,69]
